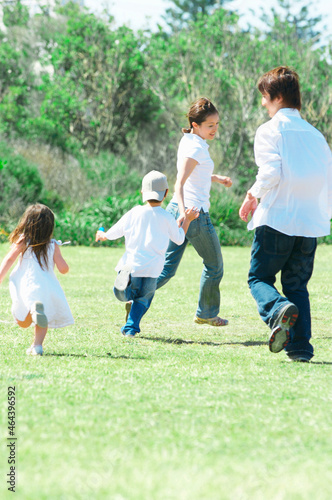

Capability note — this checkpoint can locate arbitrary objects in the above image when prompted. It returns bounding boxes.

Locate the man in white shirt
[239,66,332,362]
[96,170,198,337]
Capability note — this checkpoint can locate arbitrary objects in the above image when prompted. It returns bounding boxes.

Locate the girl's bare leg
[33,325,48,346]
[16,313,48,351]
[16,313,32,328]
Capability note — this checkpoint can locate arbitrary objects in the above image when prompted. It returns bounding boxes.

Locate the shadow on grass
[309,361,332,365]
[44,353,146,360]
[139,335,266,347]
[281,360,332,366]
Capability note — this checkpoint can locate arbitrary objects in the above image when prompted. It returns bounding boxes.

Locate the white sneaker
[26,345,43,356]
[31,302,48,328]
[114,264,132,292]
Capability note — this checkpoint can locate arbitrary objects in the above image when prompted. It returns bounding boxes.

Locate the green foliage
[0,142,44,225]
[164,0,229,28]
[209,187,254,246]
[2,0,29,27]
[0,1,330,246]
[55,193,142,245]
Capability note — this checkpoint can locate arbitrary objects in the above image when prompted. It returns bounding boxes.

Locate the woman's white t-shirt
[171,133,214,212]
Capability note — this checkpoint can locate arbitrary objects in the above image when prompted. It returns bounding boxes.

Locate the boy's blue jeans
[113,277,157,335]
[156,203,223,319]
[248,225,317,359]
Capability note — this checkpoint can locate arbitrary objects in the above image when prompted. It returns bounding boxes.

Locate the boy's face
[261,93,284,118]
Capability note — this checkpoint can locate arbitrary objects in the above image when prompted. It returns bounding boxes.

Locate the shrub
[209,186,254,246]
[54,192,142,245]
[0,142,44,225]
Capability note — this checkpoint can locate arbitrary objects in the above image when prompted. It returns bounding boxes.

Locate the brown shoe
[194,316,228,326]
[125,301,132,322]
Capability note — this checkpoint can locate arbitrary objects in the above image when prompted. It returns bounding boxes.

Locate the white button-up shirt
[248,108,332,237]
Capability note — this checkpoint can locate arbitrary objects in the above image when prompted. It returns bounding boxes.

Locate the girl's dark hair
[10,204,55,270]
[257,66,302,110]
[182,97,219,133]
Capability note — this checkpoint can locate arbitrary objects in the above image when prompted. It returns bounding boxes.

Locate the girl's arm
[0,243,23,284]
[211,174,232,187]
[174,157,198,219]
[54,243,69,274]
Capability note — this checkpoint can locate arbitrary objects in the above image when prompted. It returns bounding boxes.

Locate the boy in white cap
[96,170,199,337]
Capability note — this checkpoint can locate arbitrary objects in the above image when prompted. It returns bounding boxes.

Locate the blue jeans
[157,203,223,319]
[113,277,157,335]
[248,225,317,359]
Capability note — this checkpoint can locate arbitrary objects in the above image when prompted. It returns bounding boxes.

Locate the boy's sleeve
[104,211,130,241]
[250,124,282,199]
[168,218,185,245]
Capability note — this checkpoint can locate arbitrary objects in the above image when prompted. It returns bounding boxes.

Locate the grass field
[0,243,331,500]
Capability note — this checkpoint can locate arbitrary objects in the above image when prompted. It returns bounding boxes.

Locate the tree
[164,0,230,29]
[28,2,159,153]
[2,0,29,27]
[259,0,324,45]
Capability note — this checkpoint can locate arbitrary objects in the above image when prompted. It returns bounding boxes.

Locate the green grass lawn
[0,243,331,500]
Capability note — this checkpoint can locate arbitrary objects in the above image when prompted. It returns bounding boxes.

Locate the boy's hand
[95,231,107,242]
[184,207,200,221]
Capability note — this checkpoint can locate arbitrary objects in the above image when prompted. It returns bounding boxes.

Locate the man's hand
[239,192,258,222]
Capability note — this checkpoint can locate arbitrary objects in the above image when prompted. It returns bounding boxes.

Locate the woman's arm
[174,157,198,218]
[54,243,69,274]
[0,243,23,284]
[211,174,232,187]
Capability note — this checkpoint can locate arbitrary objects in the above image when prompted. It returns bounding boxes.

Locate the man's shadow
[139,335,266,347]
[44,353,146,360]
[139,336,332,364]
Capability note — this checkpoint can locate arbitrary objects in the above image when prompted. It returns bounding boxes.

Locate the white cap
[141,170,168,202]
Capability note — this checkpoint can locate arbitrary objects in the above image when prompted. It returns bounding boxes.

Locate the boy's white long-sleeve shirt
[248,108,332,237]
[105,204,185,277]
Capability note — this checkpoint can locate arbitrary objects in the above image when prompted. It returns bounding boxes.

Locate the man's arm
[239,124,281,222]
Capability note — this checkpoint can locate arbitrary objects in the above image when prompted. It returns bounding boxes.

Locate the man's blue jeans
[157,203,223,319]
[113,277,157,335]
[248,225,317,359]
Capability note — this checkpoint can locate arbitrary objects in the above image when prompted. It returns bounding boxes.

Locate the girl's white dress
[9,239,74,328]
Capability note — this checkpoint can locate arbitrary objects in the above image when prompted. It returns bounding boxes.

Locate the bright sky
[84,0,332,37]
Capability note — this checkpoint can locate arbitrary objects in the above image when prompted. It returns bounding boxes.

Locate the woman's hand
[212,175,232,187]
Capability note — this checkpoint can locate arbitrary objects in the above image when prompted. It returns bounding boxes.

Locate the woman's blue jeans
[248,225,317,359]
[113,277,157,335]
[156,203,223,319]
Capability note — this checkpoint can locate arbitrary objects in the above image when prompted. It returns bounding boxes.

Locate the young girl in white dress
[0,204,74,355]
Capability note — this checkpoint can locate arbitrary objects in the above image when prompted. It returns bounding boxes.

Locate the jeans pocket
[187,217,200,238]
[263,226,292,256]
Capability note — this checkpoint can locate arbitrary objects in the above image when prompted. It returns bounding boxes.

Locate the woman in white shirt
[157,97,232,326]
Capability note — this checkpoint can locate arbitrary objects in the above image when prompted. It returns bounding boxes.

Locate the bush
[54,193,142,245]
[209,187,254,246]
[0,142,44,225]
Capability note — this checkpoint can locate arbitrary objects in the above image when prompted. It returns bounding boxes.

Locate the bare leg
[33,325,48,346]
[16,313,32,328]
[16,312,48,354]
